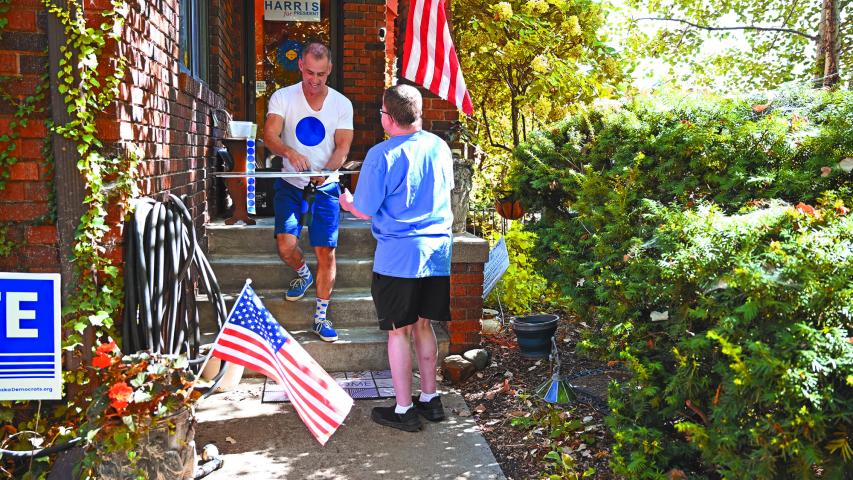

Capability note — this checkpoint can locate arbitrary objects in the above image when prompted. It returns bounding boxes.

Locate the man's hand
[309,176,324,185]
[286,151,311,172]
[339,188,371,220]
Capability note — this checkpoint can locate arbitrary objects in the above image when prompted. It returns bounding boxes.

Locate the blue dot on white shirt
[295,116,325,147]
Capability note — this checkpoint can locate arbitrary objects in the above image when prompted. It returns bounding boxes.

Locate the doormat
[261,370,396,403]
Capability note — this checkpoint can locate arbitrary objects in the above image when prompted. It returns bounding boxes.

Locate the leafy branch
[633,16,818,41]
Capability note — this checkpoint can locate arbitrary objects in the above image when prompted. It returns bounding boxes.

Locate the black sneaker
[371,405,423,432]
[412,396,446,422]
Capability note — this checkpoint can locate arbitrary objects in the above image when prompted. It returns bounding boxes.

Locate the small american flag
[403,0,474,115]
[208,282,353,445]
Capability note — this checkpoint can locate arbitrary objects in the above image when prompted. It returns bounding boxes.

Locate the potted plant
[495,190,524,220]
[76,341,201,479]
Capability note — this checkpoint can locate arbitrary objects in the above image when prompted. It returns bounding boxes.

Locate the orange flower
[837,205,850,216]
[795,202,818,217]
[92,353,112,369]
[96,341,117,356]
[108,382,133,411]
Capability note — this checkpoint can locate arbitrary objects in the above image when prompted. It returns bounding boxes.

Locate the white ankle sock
[419,392,439,402]
[314,298,329,324]
[296,263,311,281]
[395,403,413,414]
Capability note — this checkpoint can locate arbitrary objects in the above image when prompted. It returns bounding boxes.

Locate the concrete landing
[195,379,505,480]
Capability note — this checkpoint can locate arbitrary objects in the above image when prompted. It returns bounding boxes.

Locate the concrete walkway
[195,379,506,480]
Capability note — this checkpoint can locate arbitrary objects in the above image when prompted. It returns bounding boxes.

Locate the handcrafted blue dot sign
[246,138,256,215]
[295,117,325,147]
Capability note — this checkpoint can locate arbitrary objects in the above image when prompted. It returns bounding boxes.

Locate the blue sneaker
[285,272,313,301]
[312,319,338,342]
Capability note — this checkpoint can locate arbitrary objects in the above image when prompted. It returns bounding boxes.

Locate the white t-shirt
[267,82,354,188]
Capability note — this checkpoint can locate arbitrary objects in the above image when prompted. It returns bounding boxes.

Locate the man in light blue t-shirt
[340,84,454,432]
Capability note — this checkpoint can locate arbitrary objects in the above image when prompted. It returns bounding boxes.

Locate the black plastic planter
[510,314,559,359]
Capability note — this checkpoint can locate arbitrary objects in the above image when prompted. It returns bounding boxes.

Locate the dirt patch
[454,321,623,479]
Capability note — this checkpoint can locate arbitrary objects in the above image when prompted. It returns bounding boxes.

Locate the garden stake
[536,336,576,404]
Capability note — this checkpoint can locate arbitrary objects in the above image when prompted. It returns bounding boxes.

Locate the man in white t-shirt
[263,41,354,342]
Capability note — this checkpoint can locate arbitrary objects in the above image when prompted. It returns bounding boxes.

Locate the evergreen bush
[507,88,852,477]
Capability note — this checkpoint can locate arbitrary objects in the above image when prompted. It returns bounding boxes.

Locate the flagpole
[195,278,253,390]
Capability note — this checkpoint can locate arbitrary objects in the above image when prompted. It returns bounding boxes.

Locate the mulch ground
[453,319,625,479]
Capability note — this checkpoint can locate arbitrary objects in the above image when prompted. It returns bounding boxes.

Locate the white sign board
[0,273,62,400]
[482,237,510,299]
[264,0,321,22]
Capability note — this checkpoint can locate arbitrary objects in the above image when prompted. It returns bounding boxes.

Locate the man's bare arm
[325,128,354,171]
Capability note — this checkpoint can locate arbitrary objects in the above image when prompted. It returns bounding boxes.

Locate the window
[179,0,209,81]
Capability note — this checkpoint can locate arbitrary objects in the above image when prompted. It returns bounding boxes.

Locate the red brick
[451,273,481,285]
[451,296,481,308]
[19,244,59,268]
[0,183,26,200]
[449,320,481,334]
[0,202,48,221]
[9,161,39,180]
[19,138,43,159]
[26,225,57,245]
[25,182,51,198]
[466,284,483,297]
[18,120,47,138]
[5,11,38,32]
[0,53,18,75]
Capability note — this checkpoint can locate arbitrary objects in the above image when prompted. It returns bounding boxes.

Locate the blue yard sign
[482,237,510,299]
[0,273,62,400]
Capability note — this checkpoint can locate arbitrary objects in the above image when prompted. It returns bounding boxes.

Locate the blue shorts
[273,180,340,248]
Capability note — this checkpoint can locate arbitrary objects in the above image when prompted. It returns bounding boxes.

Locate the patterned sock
[296,262,311,281]
[419,392,439,403]
[314,297,329,324]
[395,403,413,414]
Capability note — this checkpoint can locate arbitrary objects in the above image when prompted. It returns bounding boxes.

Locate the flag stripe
[215,326,345,428]
[402,0,474,115]
[206,285,352,445]
[214,328,336,440]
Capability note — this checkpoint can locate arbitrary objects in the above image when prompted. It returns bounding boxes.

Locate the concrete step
[209,254,374,290]
[207,215,376,256]
[201,325,450,373]
[197,287,377,330]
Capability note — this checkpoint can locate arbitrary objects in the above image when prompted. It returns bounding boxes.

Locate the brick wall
[447,234,489,353]
[342,0,461,162]
[449,262,484,353]
[342,0,388,163]
[116,0,243,239]
[0,0,58,273]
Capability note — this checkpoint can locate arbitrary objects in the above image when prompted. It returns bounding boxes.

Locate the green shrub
[505,88,853,477]
[607,201,852,478]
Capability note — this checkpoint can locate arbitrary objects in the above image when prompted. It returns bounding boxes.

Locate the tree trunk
[820,0,840,87]
[510,95,520,148]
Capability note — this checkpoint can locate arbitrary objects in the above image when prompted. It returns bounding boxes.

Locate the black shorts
[371,273,451,331]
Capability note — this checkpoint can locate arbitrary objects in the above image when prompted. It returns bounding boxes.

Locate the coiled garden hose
[123,194,231,395]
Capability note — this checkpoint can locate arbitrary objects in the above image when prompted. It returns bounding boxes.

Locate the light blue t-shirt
[353,130,454,278]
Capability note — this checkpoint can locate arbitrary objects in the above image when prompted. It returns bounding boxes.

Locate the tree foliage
[624,0,852,89]
[452,0,625,159]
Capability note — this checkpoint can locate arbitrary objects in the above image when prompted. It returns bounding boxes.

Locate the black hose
[122,194,231,396]
[0,437,81,458]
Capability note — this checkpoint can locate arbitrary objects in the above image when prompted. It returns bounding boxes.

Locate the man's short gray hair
[303,41,332,62]
[383,84,422,127]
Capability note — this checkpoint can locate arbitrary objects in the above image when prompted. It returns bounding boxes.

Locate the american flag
[403,0,474,115]
[208,283,353,445]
